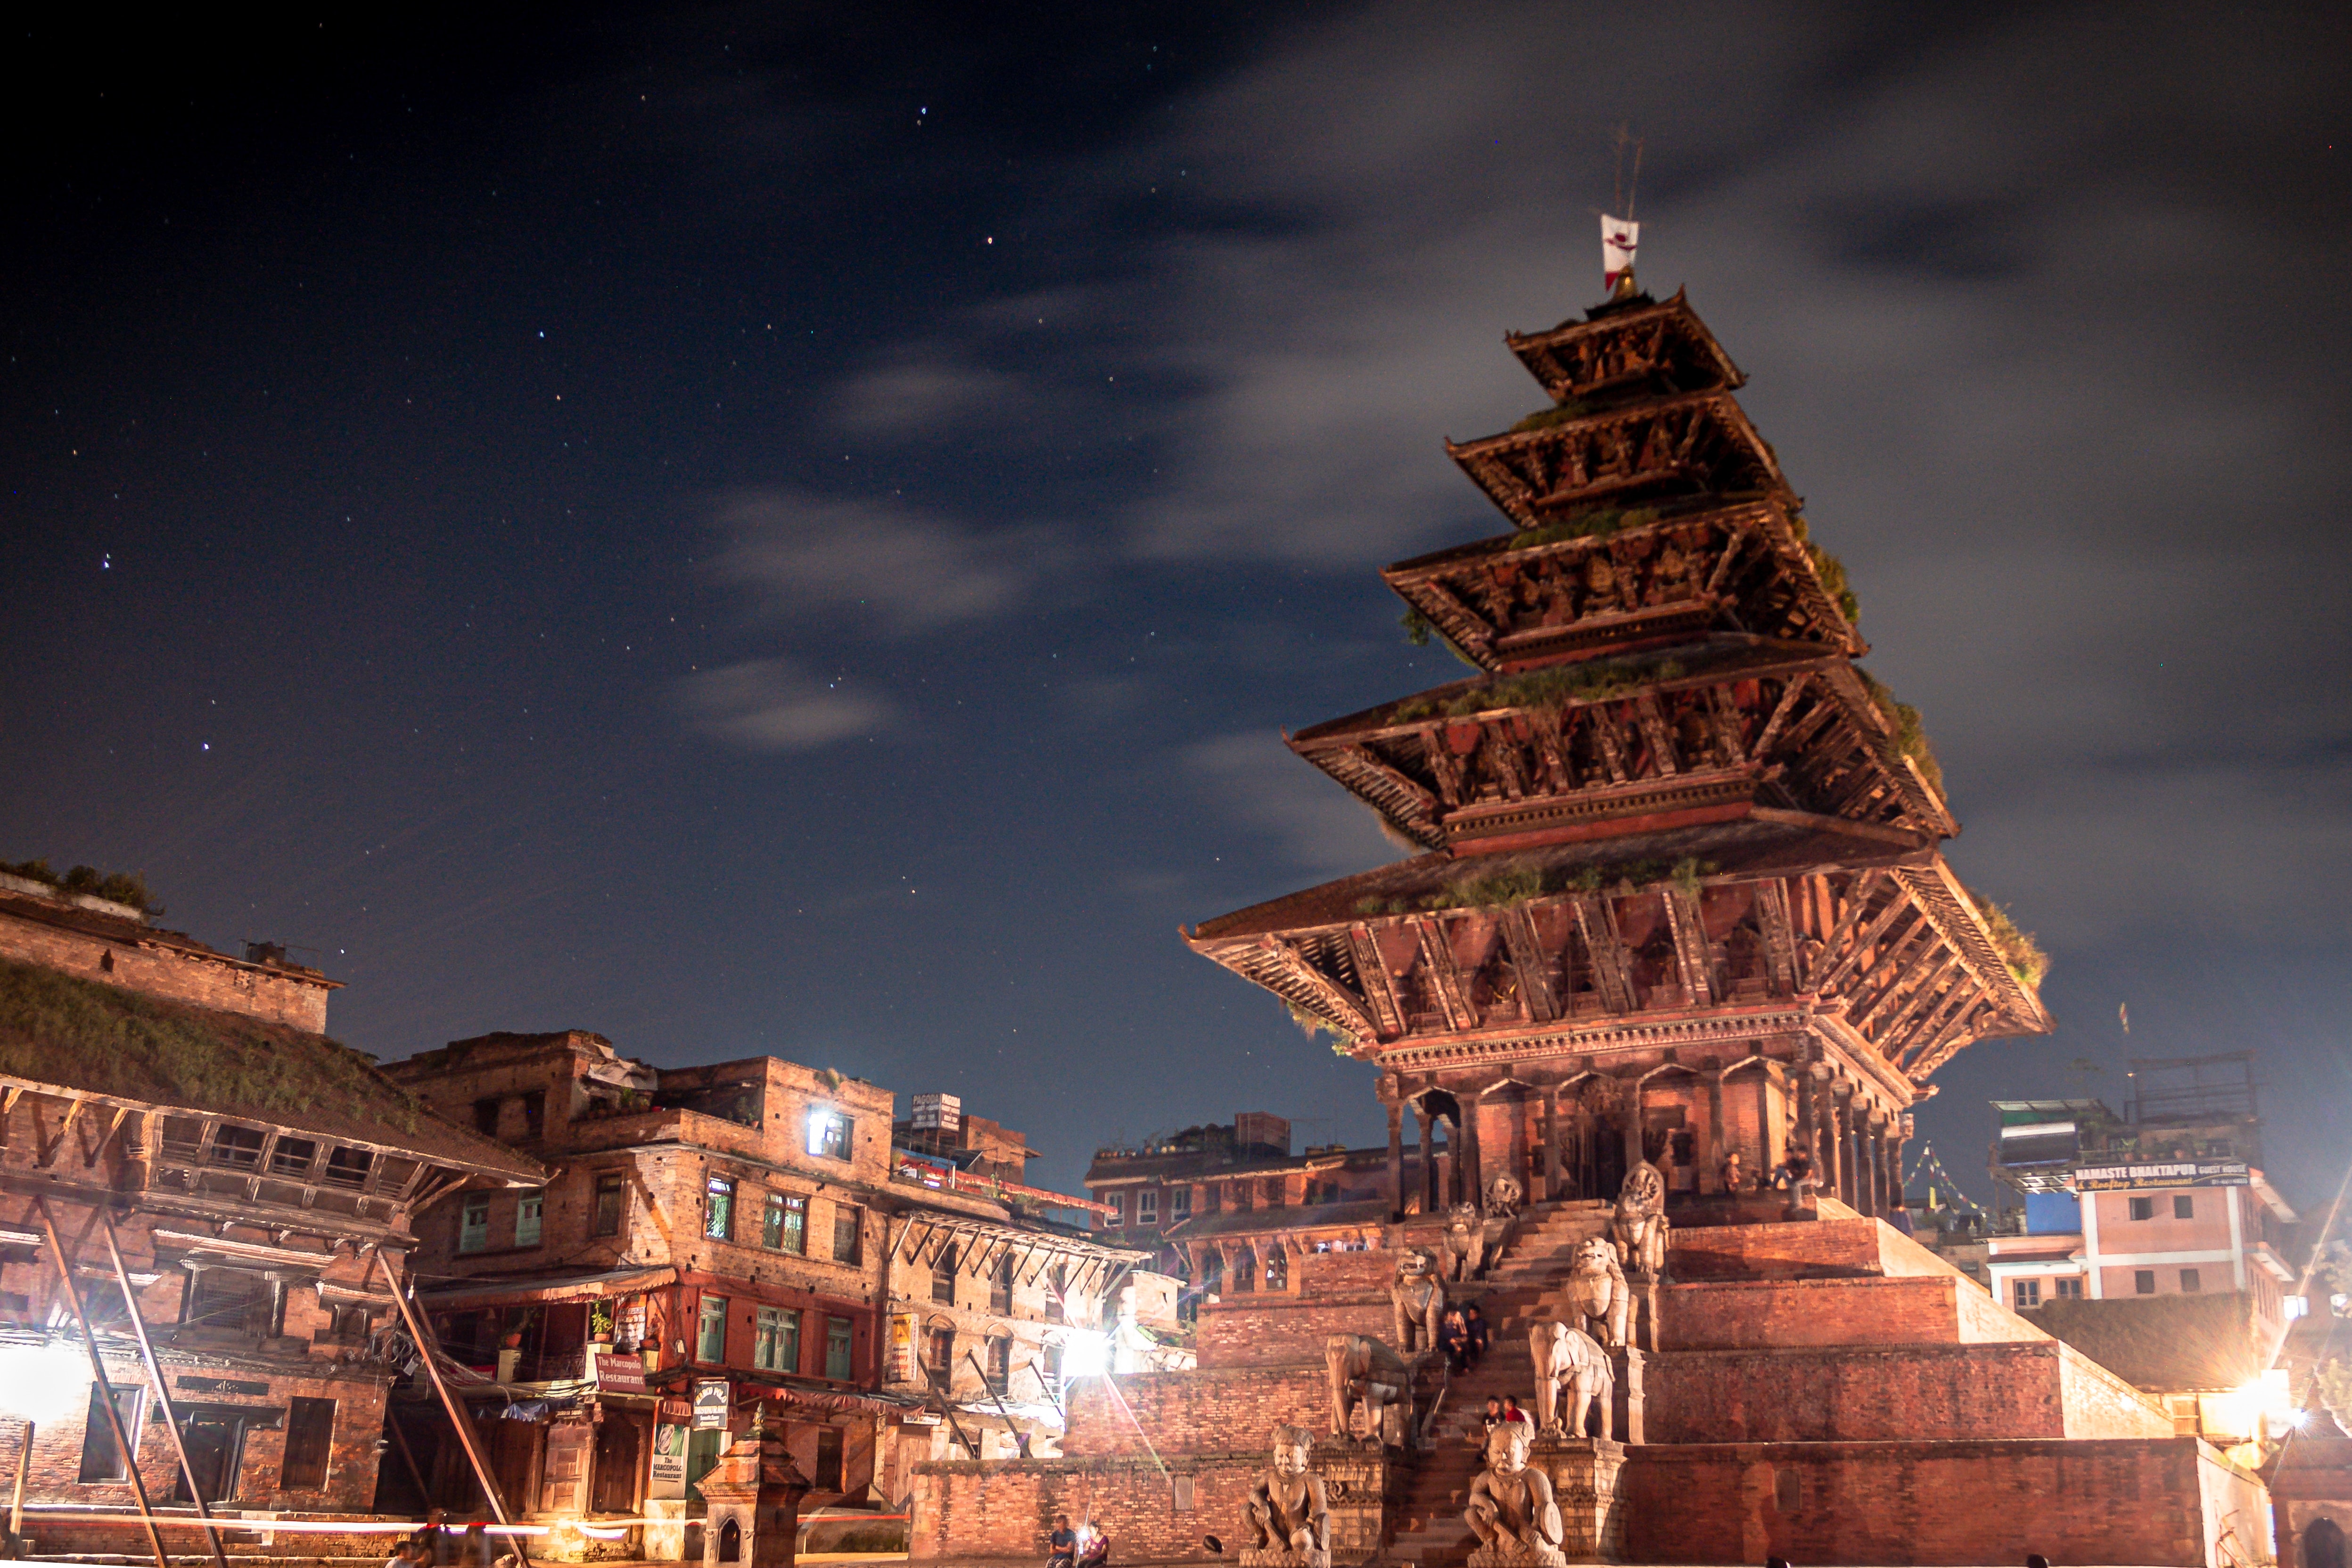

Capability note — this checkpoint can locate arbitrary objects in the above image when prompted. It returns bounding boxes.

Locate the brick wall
[0,1357,390,1517]
[1665,1215,1957,1282]
[1661,1275,2043,1350]
[1619,1437,2229,1566]
[1062,1365,1329,1456]
[911,1454,1254,1564]
[911,1448,1393,1565]
[1642,1342,2164,1443]
[1195,1295,1390,1369]
[1291,1249,1396,1296]
[0,908,330,1031]
[2054,1342,2177,1438]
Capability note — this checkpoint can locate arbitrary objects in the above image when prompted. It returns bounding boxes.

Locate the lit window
[808,1109,853,1161]
[697,1296,729,1363]
[2286,1295,2309,1320]
[825,1314,854,1380]
[515,1191,543,1248]
[459,1197,490,1254]
[754,1306,799,1373]
[764,1193,807,1254]
[1137,1190,1159,1225]
[705,1177,735,1240]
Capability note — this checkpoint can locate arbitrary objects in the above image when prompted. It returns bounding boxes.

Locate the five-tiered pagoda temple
[1184,284,2051,1218]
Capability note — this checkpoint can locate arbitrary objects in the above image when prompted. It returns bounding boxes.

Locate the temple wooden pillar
[1856,1113,1879,1217]
[1826,1089,1849,1207]
[1418,1104,1438,1215]
[1795,1067,1817,1181]
[1459,1095,1483,1207]
[1623,1078,1645,1177]
[1890,1114,1913,1220]
[1542,1086,1563,1202]
[1386,1100,1405,1220]
[1702,1068,1726,1192]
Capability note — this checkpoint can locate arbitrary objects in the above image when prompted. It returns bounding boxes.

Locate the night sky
[5,6,2348,1209]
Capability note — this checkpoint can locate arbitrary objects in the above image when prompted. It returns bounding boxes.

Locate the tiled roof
[2023,1292,2262,1392]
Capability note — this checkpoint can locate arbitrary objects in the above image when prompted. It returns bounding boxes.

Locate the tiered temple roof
[1186,286,2048,1104]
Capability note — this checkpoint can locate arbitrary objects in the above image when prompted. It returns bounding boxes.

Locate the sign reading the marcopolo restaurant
[2071,1159,2251,1191]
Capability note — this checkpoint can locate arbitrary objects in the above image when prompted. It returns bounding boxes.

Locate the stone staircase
[1384,1202,1615,1567]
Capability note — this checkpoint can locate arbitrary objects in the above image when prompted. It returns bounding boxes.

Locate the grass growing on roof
[1388,652,1686,724]
[1351,856,1718,917]
[1965,894,2050,991]
[1505,505,1659,553]
[1788,515,1861,624]
[1853,668,1946,798]
[1507,399,1594,433]
[0,956,419,1133]
[4,858,162,915]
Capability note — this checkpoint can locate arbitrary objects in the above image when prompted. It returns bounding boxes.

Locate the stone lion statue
[1442,1201,1487,1281]
[1483,1174,1523,1220]
[1612,1158,1668,1277]
[1324,1333,1411,1448]
[1529,1319,1613,1443]
[1391,1248,1445,1353]
[1463,1420,1566,1566]
[1244,1424,1331,1567]
[1559,1236,1630,1347]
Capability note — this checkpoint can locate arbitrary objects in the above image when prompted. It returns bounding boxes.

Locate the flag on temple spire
[1601,214,1639,294]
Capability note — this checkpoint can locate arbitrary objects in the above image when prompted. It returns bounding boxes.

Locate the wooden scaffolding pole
[95,1210,230,1568]
[33,1198,169,1568]
[381,1251,535,1568]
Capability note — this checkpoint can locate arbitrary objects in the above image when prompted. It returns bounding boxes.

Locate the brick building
[386,1033,903,1552]
[0,871,541,1553]
[1986,1058,2303,1447]
[880,1091,1159,1466]
[1086,1115,1418,1305]
[386,1040,1154,1550]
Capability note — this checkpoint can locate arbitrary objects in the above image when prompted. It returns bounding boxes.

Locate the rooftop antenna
[1601,125,1644,300]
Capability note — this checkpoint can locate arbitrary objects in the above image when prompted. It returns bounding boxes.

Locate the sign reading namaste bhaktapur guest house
[2071,1159,2251,1191]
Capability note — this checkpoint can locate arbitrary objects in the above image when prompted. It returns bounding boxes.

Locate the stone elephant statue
[1324,1333,1413,1447]
[1529,1319,1614,1442]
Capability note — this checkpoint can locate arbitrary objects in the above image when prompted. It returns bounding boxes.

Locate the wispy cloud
[709,487,1040,634]
[832,346,1029,438]
[1184,731,1406,878]
[675,658,895,752]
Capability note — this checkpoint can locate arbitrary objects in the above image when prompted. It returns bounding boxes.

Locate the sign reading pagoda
[1184,280,2051,1221]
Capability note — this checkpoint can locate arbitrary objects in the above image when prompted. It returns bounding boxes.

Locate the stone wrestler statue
[1464,1421,1565,1566]
[1245,1424,1331,1564]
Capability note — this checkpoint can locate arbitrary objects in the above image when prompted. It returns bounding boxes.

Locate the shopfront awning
[419,1266,675,1309]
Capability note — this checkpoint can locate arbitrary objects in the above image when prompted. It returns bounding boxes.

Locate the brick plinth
[910,1447,1393,1566]
[1661,1272,2041,1350]
[1643,1342,2170,1443]
[1619,1437,2267,1568]
[1064,1365,1332,1456]
[1195,1297,1390,1370]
